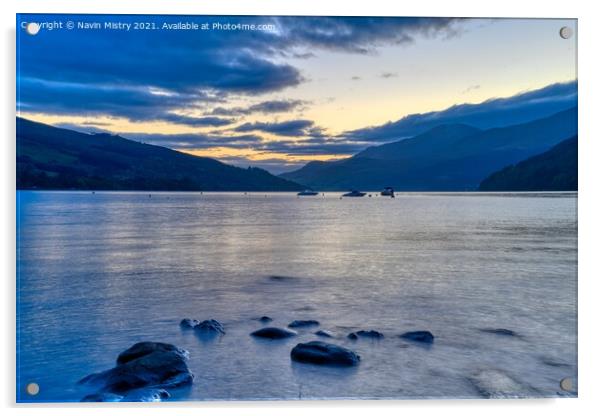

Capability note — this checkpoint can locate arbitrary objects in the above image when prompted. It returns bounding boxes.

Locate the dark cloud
[17,14,463,122]
[234,119,316,137]
[273,17,463,54]
[209,99,306,116]
[345,80,578,141]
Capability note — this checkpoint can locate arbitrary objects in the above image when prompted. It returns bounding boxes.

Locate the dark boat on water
[297,190,319,196]
[381,187,395,197]
[342,190,366,197]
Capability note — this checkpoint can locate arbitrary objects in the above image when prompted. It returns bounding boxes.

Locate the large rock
[250,327,297,339]
[347,330,384,340]
[400,331,434,344]
[290,341,360,366]
[288,320,320,328]
[79,342,194,396]
[194,319,225,335]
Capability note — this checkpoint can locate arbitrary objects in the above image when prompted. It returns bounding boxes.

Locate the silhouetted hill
[479,136,577,191]
[16,118,303,191]
[281,107,577,191]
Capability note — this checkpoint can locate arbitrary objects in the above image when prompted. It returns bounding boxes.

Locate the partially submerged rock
[290,341,360,366]
[288,319,320,328]
[400,331,434,344]
[348,330,384,340]
[79,342,194,396]
[257,316,273,323]
[194,319,225,335]
[469,369,538,398]
[315,330,334,338]
[81,389,170,402]
[179,319,199,329]
[250,327,297,339]
[121,388,170,402]
[479,328,518,337]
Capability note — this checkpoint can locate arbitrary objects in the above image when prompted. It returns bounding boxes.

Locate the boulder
[347,330,384,340]
[194,319,225,335]
[315,330,334,338]
[250,327,297,339]
[400,331,434,344]
[79,342,194,395]
[290,341,360,366]
[288,320,320,328]
[179,319,199,329]
[257,316,273,323]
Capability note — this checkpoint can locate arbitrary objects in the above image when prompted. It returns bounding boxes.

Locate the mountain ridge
[17,117,304,191]
[281,107,577,191]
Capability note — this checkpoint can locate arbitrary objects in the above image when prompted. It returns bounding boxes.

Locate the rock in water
[290,341,360,366]
[469,369,538,398]
[400,331,434,344]
[479,328,518,337]
[250,327,297,339]
[79,342,194,396]
[315,330,334,338]
[348,330,384,340]
[179,319,199,329]
[288,320,320,328]
[258,316,273,323]
[116,342,188,365]
[121,388,170,402]
[194,319,225,335]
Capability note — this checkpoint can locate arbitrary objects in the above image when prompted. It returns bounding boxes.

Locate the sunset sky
[17,15,577,173]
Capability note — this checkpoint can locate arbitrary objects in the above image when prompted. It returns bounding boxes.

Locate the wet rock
[81,392,123,402]
[116,342,188,365]
[347,330,384,340]
[400,331,434,344]
[315,330,334,338]
[469,369,538,398]
[259,316,273,323]
[179,319,199,329]
[479,328,518,337]
[288,320,320,328]
[251,327,297,339]
[194,319,225,335]
[79,342,194,395]
[121,388,170,402]
[290,341,360,366]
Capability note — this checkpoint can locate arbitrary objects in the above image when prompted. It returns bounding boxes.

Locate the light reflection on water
[16,191,577,401]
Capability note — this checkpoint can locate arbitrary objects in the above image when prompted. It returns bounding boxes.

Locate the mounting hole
[26,382,40,396]
[559,26,573,39]
[25,22,40,36]
[559,377,573,391]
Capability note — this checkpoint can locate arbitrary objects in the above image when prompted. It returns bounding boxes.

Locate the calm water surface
[16,191,577,401]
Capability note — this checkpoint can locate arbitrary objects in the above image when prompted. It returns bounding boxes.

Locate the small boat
[380,187,395,197]
[297,190,319,196]
[342,190,366,197]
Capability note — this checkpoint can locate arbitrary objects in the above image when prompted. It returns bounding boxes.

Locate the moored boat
[342,190,366,197]
[381,187,395,197]
[297,190,319,196]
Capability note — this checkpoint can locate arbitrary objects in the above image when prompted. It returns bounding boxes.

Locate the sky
[17,15,577,173]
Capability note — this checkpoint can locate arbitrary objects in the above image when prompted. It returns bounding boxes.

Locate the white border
[3,1,601,415]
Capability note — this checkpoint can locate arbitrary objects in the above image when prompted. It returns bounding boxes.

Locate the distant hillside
[281,107,577,191]
[16,118,303,191]
[479,136,577,191]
